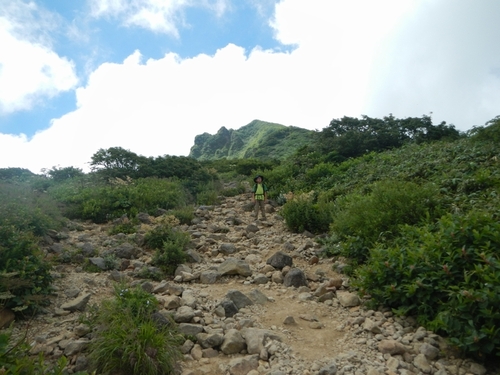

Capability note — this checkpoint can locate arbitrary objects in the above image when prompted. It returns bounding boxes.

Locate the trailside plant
[88,285,182,375]
[50,177,188,223]
[329,180,443,263]
[0,329,77,374]
[0,226,53,314]
[355,210,500,360]
[281,192,334,234]
[144,224,190,275]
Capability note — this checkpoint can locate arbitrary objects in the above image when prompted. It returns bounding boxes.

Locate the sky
[1,0,500,174]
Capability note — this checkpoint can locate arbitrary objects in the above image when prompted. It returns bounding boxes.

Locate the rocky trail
[7,191,497,375]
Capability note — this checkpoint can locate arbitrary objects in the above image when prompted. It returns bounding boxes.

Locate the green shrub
[282,193,334,234]
[195,181,221,205]
[0,227,53,314]
[108,220,138,235]
[153,241,188,276]
[0,329,75,374]
[0,182,64,237]
[50,177,188,223]
[89,285,182,375]
[144,224,190,275]
[220,183,246,197]
[329,180,443,262]
[169,206,195,225]
[355,210,500,360]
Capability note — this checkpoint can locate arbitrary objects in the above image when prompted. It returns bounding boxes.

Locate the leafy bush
[220,182,246,197]
[108,220,138,235]
[355,210,500,360]
[153,241,188,276]
[89,285,182,375]
[0,227,53,314]
[0,330,74,374]
[145,225,190,275]
[196,190,220,206]
[0,182,64,237]
[168,206,195,225]
[282,192,334,234]
[51,177,188,223]
[329,180,443,262]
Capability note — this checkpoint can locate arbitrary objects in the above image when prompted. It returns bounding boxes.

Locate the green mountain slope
[189,120,317,160]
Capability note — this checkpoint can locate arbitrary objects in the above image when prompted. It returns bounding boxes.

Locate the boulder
[283,268,308,288]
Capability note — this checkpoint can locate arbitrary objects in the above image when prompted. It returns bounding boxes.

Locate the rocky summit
[9,191,497,375]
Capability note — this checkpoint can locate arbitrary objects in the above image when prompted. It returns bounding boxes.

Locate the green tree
[46,166,85,182]
[90,147,147,180]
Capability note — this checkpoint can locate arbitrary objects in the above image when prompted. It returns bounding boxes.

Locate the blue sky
[1,0,500,173]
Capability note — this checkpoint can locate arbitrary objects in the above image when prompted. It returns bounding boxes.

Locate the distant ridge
[189,119,316,160]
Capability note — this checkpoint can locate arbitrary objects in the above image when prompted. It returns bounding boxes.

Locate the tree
[318,114,460,159]
[46,166,84,182]
[90,147,147,180]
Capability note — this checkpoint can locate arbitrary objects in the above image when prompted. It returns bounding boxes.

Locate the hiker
[252,175,268,220]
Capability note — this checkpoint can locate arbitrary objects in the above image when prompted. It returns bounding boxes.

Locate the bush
[0,227,53,314]
[0,182,64,237]
[169,206,195,225]
[50,177,188,223]
[329,180,443,263]
[0,328,82,374]
[153,241,188,276]
[145,225,190,275]
[281,192,334,234]
[89,285,182,375]
[355,210,500,360]
[108,219,138,235]
[195,180,221,205]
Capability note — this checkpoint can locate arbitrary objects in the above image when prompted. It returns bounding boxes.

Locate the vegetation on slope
[189,119,317,161]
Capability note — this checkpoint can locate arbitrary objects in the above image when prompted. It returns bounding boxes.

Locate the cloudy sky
[1,0,499,173]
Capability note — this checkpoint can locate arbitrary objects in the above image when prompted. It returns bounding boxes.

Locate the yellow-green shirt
[255,184,265,200]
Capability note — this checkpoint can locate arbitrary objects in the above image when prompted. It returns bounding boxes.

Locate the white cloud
[365,0,500,128]
[0,1,78,114]
[88,0,230,36]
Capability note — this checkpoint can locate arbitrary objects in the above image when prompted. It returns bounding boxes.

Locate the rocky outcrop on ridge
[8,191,497,375]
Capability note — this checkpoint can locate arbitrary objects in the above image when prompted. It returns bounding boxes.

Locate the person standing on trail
[252,175,268,220]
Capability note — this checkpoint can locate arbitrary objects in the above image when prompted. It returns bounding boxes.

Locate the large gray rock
[160,295,182,310]
[419,342,440,360]
[63,339,90,356]
[195,332,224,349]
[219,299,239,318]
[200,270,220,284]
[241,328,282,355]
[174,305,195,323]
[61,293,91,312]
[337,291,361,307]
[79,242,95,257]
[413,353,432,373]
[228,354,259,375]
[283,268,308,288]
[378,339,407,355]
[221,328,246,354]
[185,249,202,263]
[113,243,139,259]
[219,243,237,255]
[245,224,259,234]
[226,289,254,309]
[178,323,204,336]
[318,361,338,375]
[217,258,252,277]
[247,289,269,305]
[266,251,293,270]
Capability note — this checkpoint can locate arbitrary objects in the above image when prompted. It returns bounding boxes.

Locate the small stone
[283,316,297,325]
